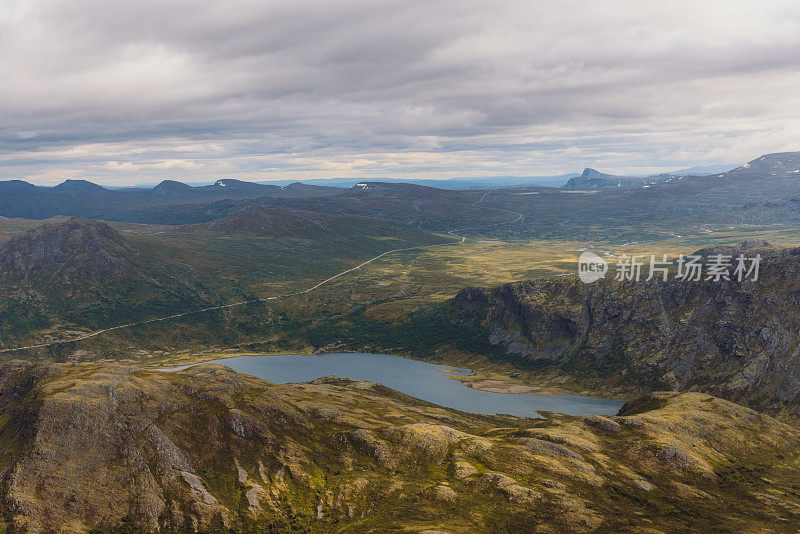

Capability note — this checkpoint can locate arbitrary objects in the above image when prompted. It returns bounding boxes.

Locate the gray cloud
[2,0,800,185]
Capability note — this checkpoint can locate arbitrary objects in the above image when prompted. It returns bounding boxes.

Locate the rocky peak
[565,168,623,188]
[1,361,797,532]
[0,218,138,284]
[581,168,604,179]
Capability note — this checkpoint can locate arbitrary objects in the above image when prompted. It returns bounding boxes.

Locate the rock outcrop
[447,243,800,414]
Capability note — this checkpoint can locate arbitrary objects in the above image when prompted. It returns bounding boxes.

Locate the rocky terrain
[0,361,797,532]
[0,218,167,287]
[444,242,800,416]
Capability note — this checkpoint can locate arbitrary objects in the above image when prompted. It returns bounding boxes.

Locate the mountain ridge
[0,178,341,222]
[0,361,797,532]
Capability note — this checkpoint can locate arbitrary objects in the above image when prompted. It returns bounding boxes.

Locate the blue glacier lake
[165,352,624,418]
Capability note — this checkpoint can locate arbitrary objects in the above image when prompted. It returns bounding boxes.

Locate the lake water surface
[167,352,623,418]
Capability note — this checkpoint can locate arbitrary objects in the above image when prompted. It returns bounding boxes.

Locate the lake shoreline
[158,352,624,418]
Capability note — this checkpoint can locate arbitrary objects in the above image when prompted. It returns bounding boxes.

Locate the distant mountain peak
[566,167,680,188]
[52,179,106,192]
[152,180,193,194]
[566,169,624,188]
[581,168,605,178]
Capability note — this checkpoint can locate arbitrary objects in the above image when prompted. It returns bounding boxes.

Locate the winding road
[0,191,524,354]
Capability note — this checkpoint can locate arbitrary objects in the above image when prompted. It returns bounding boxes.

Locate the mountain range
[0,179,340,222]
[0,152,793,236]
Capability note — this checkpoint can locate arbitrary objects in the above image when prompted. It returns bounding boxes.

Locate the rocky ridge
[448,242,800,414]
[0,362,797,532]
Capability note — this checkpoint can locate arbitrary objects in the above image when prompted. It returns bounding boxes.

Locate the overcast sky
[2,0,800,186]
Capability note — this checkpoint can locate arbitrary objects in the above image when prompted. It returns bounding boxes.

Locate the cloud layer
[2,0,800,185]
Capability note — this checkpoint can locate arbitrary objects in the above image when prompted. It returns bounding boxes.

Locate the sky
[2,0,800,186]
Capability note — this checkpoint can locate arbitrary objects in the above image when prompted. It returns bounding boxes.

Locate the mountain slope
[0,217,150,286]
[248,183,509,233]
[0,361,798,532]
[722,151,800,178]
[432,242,800,415]
[188,204,437,239]
[0,219,214,342]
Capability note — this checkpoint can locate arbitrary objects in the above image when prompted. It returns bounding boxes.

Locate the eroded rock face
[0,363,798,533]
[450,243,800,414]
[0,219,139,285]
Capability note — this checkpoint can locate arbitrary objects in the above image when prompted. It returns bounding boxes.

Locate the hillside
[722,151,800,178]
[434,242,800,415]
[0,218,217,344]
[0,361,797,532]
[0,212,451,355]
[249,183,512,233]
[0,217,151,286]
[187,205,423,239]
